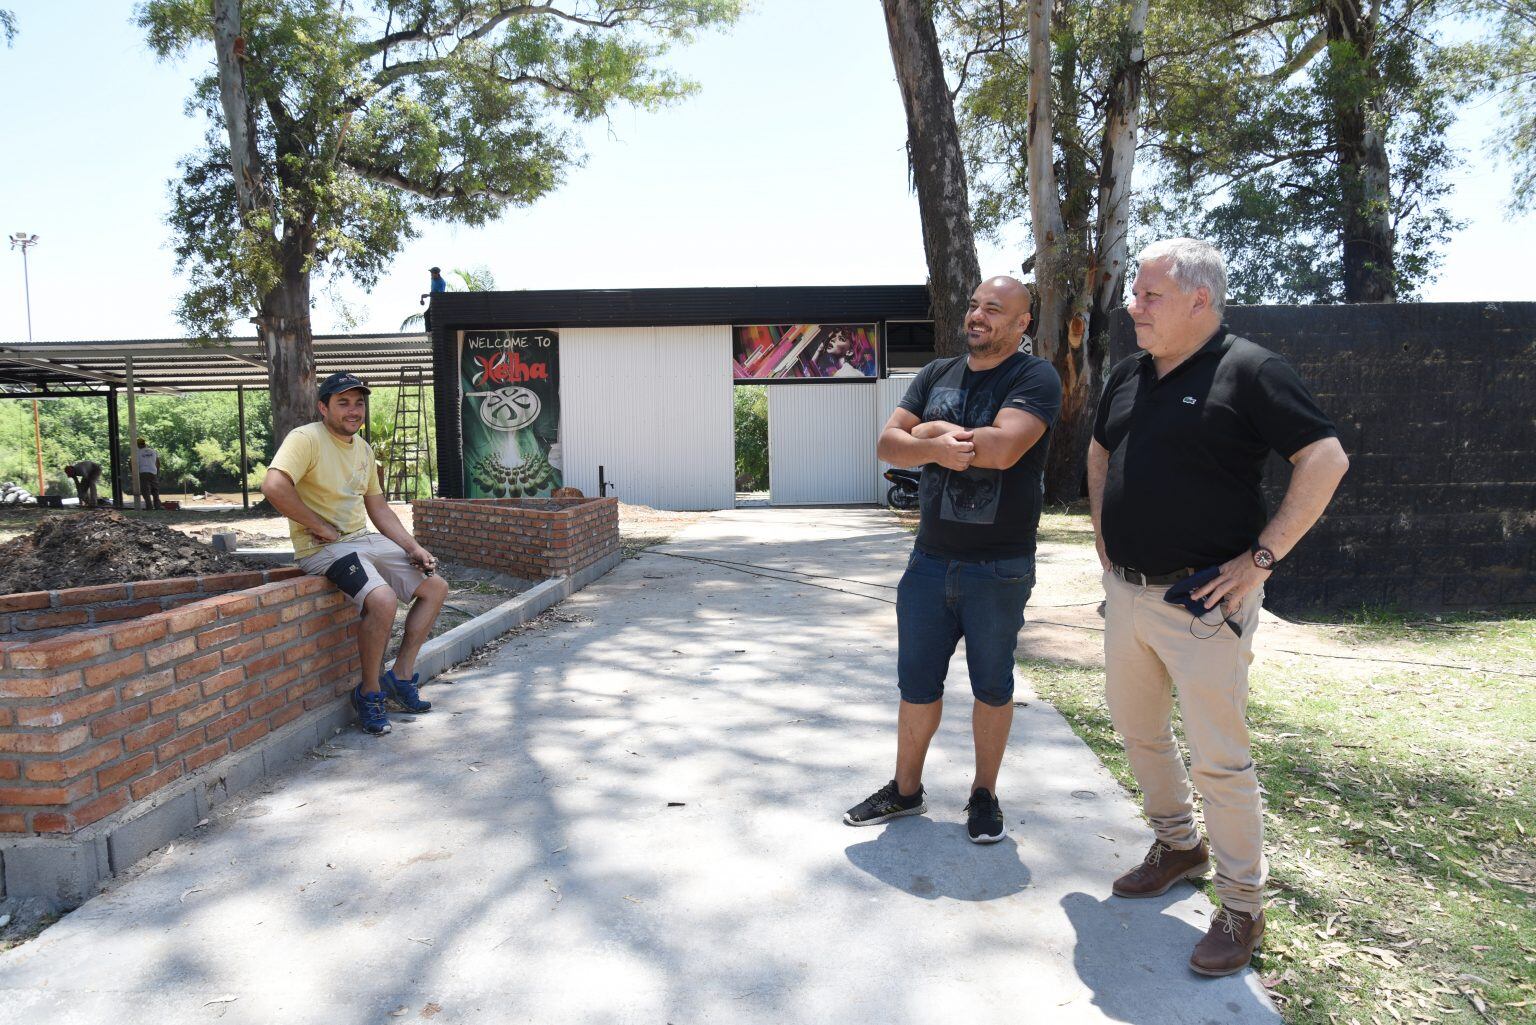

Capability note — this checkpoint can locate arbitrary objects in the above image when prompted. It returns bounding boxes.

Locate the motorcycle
[883,467,920,511]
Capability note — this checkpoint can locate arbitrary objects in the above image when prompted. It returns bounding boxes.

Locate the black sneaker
[844,779,926,826]
[965,788,1006,843]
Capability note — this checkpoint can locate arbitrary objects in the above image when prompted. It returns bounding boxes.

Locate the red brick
[110,617,171,649]
[94,601,165,624]
[15,688,117,727]
[218,637,264,664]
[282,639,319,666]
[0,759,18,780]
[209,593,259,618]
[65,787,130,830]
[149,682,201,716]
[0,778,93,805]
[84,651,147,689]
[241,611,280,634]
[26,740,122,782]
[122,718,175,753]
[0,725,89,755]
[0,669,84,699]
[200,666,245,698]
[258,583,303,607]
[0,592,50,613]
[96,751,155,790]
[90,702,150,738]
[265,666,300,692]
[0,812,27,832]
[185,739,230,772]
[293,576,331,596]
[174,650,223,682]
[196,623,243,650]
[145,635,197,668]
[176,697,224,730]
[269,703,306,728]
[6,633,111,670]
[130,761,184,800]
[265,624,300,648]
[267,567,304,581]
[17,609,90,631]
[156,729,204,762]
[129,577,200,598]
[279,599,318,624]
[243,651,282,676]
[164,604,218,635]
[212,571,266,592]
[204,709,246,742]
[231,719,270,750]
[220,679,262,708]
[57,583,129,607]
[122,668,175,701]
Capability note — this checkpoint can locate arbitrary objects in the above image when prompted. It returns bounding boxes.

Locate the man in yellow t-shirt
[261,372,449,736]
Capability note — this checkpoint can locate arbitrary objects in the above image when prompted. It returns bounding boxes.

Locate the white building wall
[874,373,917,501]
[768,384,878,505]
[559,326,734,510]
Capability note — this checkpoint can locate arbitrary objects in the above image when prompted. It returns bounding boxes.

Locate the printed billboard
[458,329,562,499]
[732,324,879,382]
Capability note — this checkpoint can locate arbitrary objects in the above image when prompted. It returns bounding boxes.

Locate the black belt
[1112,565,1195,586]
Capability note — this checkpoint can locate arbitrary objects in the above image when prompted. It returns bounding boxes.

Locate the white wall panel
[559,326,734,510]
[768,384,878,505]
[874,374,917,500]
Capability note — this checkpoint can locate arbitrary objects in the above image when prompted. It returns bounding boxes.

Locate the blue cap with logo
[318,372,371,400]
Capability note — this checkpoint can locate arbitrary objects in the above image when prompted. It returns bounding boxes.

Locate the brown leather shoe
[1112,839,1210,898]
[1189,906,1265,977]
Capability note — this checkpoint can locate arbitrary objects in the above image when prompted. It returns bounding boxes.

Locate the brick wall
[0,574,358,836]
[0,567,305,641]
[1109,302,1536,614]
[413,497,620,580]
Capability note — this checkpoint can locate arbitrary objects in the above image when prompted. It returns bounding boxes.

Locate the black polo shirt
[1093,327,1337,575]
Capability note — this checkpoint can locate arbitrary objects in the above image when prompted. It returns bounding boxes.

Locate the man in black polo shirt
[844,276,1061,843]
[1088,238,1349,976]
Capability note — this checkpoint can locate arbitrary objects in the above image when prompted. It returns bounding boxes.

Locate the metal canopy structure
[0,332,432,396]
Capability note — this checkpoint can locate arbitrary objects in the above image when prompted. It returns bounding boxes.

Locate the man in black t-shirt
[844,277,1061,844]
[1087,238,1348,977]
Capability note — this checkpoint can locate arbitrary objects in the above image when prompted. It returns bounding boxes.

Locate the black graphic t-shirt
[897,353,1063,561]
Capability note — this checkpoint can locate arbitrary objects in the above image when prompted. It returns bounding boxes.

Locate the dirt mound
[0,513,268,595]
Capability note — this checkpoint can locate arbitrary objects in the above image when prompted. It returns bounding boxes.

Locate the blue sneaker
[350,685,392,736]
[380,669,431,713]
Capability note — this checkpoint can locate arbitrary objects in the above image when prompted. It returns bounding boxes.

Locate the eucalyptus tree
[138,0,741,441]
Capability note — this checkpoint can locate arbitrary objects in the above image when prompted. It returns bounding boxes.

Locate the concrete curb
[0,550,622,909]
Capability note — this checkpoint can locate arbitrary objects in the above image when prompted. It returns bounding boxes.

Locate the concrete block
[203,743,269,808]
[261,717,327,777]
[2,836,107,908]
[107,789,199,873]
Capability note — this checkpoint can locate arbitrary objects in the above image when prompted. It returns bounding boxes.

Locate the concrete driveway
[0,507,1278,1024]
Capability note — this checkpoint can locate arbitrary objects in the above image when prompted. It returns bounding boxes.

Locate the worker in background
[420,266,447,331]
[63,459,102,509]
[136,437,165,510]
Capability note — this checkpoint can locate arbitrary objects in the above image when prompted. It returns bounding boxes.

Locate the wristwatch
[1250,543,1277,570]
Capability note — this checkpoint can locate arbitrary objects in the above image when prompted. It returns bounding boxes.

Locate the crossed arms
[877,407,1049,473]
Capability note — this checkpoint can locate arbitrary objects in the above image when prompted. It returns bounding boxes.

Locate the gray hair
[1136,238,1227,316]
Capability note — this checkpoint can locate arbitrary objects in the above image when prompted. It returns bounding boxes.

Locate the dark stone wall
[1109,302,1536,615]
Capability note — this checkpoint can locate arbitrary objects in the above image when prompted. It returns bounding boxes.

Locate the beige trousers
[1102,570,1267,913]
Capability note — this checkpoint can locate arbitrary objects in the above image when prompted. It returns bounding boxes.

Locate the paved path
[0,508,1279,1024]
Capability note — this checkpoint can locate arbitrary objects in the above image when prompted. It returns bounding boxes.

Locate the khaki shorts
[298,533,432,608]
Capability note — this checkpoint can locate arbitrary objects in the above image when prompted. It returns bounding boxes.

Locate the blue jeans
[896,548,1035,707]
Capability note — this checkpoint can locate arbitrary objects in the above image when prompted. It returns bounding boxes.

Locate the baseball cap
[318,372,371,400]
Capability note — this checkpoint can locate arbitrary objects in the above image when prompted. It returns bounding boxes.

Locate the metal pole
[106,387,123,509]
[237,384,250,510]
[125,356,141,511]
[32,400,43,496]
[19,240,33,341]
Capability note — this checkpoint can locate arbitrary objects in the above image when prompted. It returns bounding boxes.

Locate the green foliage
[733,385,768,490]
[1478,1,1536,210]
[401,265,495,330]
[365,383,438,499]
[136,0,742,337]
[1,9,16,46]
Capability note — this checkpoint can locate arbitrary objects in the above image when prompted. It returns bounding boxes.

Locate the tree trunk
[882,0,981,358]
[212,0,264,217]
[259,242,317,444]
[1325,0,1395,302]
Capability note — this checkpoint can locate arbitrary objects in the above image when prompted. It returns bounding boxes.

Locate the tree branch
[340,156,523,203]
[1147,5,1319,63]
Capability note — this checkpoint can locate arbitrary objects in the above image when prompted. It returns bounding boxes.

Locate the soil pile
[0,513,268,595]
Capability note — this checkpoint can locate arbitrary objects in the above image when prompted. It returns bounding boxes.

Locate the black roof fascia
[427,285,934,330]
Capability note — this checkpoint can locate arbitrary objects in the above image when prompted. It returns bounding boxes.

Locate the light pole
[9,232,42,497]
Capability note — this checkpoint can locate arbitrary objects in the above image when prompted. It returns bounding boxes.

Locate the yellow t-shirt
[269,422,382,559]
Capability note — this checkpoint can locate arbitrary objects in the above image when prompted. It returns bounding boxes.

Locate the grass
[1017,516,1536,1024]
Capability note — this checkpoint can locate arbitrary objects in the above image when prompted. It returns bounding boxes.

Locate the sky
[0,0,1530,344]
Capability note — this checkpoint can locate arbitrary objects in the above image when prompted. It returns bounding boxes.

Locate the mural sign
[458,329,561,498]
[732,323,879,382]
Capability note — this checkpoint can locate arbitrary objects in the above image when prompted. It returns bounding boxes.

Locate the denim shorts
[896,548,1035,707]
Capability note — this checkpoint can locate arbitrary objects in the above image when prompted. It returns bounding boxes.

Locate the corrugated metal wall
[767,384,878,505]
[559,326,734,510]
[874,374,917,501]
